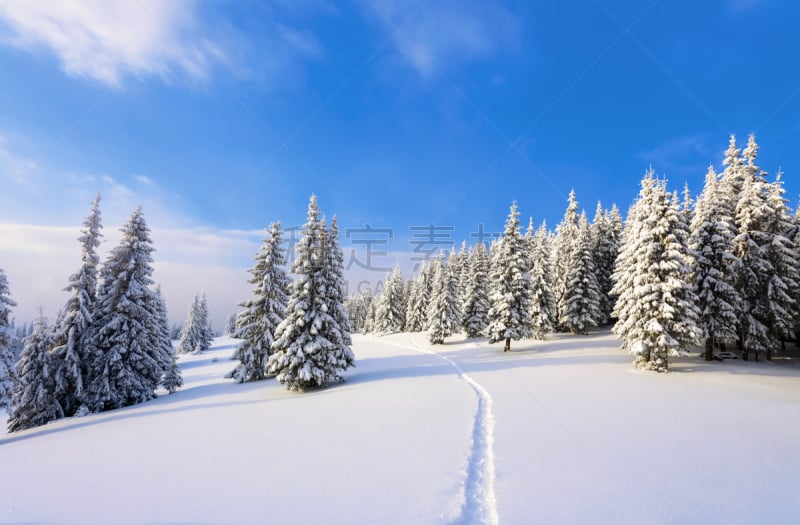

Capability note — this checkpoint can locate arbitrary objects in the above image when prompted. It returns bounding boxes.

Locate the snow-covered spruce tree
[51,193,103,416]
[326,217,352,347]
[374,266,406,334]
[554,189,581,331]
[267,195,354,391]
[560,212,602,334]
[591,202,620,324]
[719,135,746,213]
[0,268,17,411]
[461,243,490,338]
[177,294,212,354]
[83,207,163,412]
[529,222,556,339]
[762,172,798,359]
[487,201,533,352]
[8,312,63,432]
[405,261,432,332]
[454,241,470,305]
[345,292,372,333]
[198,294,214,350]
[177,295,201,354]
[230,222,290,383]
[447,250,463,329]
[151,286,182,393]
[689,166,741,361]
[427,255,459,345]
[611,170,701,372]
[224,313,237,337]
[729,135,795,361]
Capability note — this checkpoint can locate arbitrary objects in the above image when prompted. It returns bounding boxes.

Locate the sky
[1,0,799,327]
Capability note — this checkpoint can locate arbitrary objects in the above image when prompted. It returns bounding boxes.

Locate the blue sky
[1,0,799,324]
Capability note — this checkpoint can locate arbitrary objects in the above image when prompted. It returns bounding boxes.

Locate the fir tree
[0,268,17,411]
[151,287,182,393]
[197,294,214,351]
[230,222,290,383]
[487,201,533,351]
[374,267,406,334]
[224,313,237,337]
[52,194,103,416]
[177,295,211,354]
[611,170,701,372]
[689,166,741,360]
[529,223,555,339]
[326,217,352,347]
[345,292,372,333]
[83,207,163,412]
[591,202,620,324]
[462,243,491,338]
[267,195,354,391]
[554,189,581,331]
[405,261,432,332]
[560,212,602,334]
[762,172,798,359]
[427,255,459,345]
[8,312,63,432]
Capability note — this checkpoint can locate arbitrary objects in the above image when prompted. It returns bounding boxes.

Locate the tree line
[350,135,799,371]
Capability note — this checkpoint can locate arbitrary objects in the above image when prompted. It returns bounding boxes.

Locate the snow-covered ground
[2,330,800,524]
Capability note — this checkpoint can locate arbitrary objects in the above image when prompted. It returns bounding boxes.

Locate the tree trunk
[705,338,713,361]
[742,348,749,361]
[504,337,510,352]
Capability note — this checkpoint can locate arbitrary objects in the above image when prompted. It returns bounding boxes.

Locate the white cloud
[0,0,227,87]
[361,0,521,77]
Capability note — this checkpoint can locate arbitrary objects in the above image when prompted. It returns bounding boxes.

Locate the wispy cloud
[636,133,720,182]
[361,0,521,77]
[0,0,229,87]
[0,0,325,89]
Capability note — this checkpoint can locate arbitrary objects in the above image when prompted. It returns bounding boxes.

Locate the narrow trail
[372,336,499,525]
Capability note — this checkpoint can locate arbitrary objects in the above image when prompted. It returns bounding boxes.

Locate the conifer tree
[591,202,620,324]
[487,201,533,351]
[230,222,289,383]
[560,212,602,334]
[83,207,163,412]
[345,292,372,333]
[405,261,432,332]
[326,217,352,347]
[762,172,798,359]
[374,267,406,334]
[611,170,700,372]
[177,296,201,354]
[554,189,581,331]
[267,195,354,390]
[8,312,63,432]
[178,295,212,354]
[461,243,490,338]
[151,287,182,393]
[689,166,741,360]
[52,194,103,416]
[427,255,459,344]
[198,294,214,350]
[0,268,17,411]
[529,223,556,339]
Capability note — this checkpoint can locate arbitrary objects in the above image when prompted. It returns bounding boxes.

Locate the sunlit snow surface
[2,330,799,524]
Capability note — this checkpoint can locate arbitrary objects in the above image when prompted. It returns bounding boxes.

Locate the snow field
[2,330,800,524]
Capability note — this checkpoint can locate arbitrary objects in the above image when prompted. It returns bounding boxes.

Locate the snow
[2,331,800,524]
